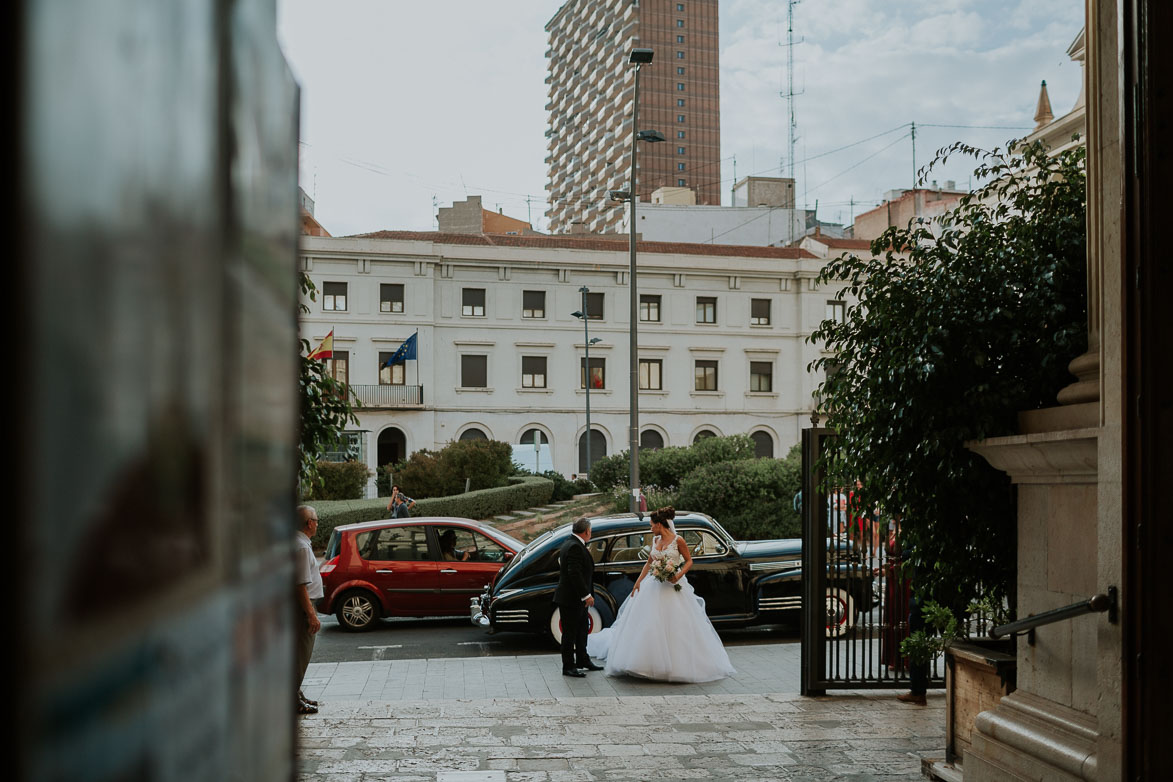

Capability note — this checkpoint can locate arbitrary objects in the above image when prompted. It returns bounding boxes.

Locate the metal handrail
[992,586,1117,644]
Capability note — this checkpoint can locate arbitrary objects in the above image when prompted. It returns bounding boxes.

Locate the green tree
[810,140,1087,611]
[299,274,359,489]
[392,439,515,498]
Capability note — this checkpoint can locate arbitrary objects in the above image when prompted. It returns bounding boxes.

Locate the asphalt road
[310,613,801,663]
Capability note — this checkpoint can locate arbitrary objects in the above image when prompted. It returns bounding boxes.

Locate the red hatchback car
[318,517,524,631]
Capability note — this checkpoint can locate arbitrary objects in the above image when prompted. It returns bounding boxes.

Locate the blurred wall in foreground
[14,1,301,779]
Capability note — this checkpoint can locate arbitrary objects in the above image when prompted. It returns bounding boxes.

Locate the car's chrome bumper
[469,594,490,627]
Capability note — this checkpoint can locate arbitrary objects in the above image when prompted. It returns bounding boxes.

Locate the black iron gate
[800,426,944,695]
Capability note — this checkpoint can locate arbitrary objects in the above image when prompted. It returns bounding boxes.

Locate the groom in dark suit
[553,517,603,677]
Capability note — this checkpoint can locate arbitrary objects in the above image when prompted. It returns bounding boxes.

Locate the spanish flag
[307,329,334,360]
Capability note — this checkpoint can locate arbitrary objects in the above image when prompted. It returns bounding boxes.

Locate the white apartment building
[299,231,844,495]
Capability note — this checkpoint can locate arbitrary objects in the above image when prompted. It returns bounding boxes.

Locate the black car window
[678,528,727,558]
[586,537,608,563]
[607,532,652,563]
[357,526,434,561]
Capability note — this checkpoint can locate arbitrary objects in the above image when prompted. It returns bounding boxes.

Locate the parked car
[319,517,525,631]
[470,512,871,644]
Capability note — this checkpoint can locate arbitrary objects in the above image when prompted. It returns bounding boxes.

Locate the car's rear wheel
[825,586,855,638]
[336,590,381,632]
[548,604,604,646]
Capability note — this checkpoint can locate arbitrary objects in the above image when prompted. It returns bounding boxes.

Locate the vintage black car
[470,512,871,644]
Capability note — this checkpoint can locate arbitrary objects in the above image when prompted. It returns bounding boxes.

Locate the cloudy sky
[277,0,1084,236]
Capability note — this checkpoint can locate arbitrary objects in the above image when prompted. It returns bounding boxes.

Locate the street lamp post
[626,47,662,513]
[573,288,602,477]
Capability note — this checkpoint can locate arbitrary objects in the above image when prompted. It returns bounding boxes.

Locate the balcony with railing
[349,384,424,409]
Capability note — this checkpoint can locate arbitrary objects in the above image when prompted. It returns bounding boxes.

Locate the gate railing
[800,426,946,695]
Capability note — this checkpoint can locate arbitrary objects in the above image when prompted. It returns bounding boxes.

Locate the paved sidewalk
[299,643,944,781]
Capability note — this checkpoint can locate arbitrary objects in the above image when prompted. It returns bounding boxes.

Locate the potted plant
[903,598,1015,772]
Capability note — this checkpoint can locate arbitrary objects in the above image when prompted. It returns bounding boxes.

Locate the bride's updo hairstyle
[649,506,675,529]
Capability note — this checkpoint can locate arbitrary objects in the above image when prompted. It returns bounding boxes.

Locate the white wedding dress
[586,535,736,682]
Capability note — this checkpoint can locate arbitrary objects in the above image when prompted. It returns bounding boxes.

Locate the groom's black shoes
[562,668,587,677]
[579,663,604,671]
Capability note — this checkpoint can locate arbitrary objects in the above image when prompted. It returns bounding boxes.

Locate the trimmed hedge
[307,475,554,548]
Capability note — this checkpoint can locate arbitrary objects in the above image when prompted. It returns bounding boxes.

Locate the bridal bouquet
[651,556,682,591]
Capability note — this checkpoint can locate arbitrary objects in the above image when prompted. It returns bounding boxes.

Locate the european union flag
[383,332,417,367]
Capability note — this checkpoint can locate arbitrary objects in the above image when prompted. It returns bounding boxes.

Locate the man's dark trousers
[558,598,590,671]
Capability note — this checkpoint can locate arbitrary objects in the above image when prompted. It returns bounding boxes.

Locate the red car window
[357,526,434,561]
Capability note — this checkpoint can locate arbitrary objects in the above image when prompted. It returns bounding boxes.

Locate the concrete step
[492,514,519,522]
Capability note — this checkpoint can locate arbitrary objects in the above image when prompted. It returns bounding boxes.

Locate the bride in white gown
[586,506,736,683]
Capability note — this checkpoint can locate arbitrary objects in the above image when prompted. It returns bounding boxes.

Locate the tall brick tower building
[544,0,721,234]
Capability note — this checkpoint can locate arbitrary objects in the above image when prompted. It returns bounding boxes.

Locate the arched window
[520,428,549,445]
[640,430,664,450]
[377,427,407,468]
[750,431,774,459]
[578,429,607,473]
[459,428,487,441]
[692,429,717,444]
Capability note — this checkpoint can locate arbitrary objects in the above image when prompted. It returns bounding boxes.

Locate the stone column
[961,1,1125,779]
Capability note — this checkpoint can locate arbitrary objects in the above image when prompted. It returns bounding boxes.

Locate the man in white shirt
[295,505,323,714]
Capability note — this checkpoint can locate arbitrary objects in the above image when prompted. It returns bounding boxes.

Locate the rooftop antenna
[780,0,803,182]
[779,0,803,243]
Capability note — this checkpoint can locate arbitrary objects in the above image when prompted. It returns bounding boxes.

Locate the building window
[639,358,663,390]
[694,360,718,391]
[678,146,686,154]
[676,83,685,91]
[693,429,717,444]
[696,296,716,323]
[826,300,846,323]
[378,353,406,385]
[640,294,661,322]
[677,98,685,106]
[521,356,547,388]
[677,51,685,59]
[751,298,771,325]
[750,361,773,392]
[522,290,545,318]
[323,282,347,311]
[462,288,486,316]
[461,354,487,387]
[580,357,605,389]
[583,291,604,320]
[677,67,685,74]
[380,284,404,313]
[678,179,686,186]
[676,19,684,27]
[326,350,349,385]
[677,130,686,138]
[521,428,549,445]
[459,428,487,441]
[678,163,686,171]
[677,114,685,122]
[640,429,665,450]
[676,35,685,43]
[751,431,774,458]
[677,3,684,10]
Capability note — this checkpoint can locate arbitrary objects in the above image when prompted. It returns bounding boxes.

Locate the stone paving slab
[299,645,945,781]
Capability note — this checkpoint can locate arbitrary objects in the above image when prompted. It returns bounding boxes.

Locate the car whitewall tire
[825,587,855,638]
[548,604,604,645]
